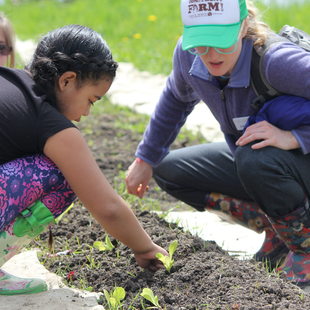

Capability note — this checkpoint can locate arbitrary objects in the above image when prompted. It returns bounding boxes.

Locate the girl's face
[56,72,113,122]
[0,28,9,67]
[198,21,248,77]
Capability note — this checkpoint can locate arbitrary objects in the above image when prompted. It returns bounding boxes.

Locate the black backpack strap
[280,25,310,52]
[250,33,288,111]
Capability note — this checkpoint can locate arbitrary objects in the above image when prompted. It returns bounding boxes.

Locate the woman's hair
[28,24,118,105]
[0,12,15,67]
[244,0,271,47]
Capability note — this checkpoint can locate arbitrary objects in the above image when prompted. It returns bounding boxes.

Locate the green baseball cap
[181,0,248,50]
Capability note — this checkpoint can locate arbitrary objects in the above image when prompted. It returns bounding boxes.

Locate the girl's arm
[43,127,167,269]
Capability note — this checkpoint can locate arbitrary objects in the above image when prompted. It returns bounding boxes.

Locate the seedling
[86,253,101,269]
[93,234,115,251]
[140,288,162,309]
[155,240,178,273]
[104,286,126,310]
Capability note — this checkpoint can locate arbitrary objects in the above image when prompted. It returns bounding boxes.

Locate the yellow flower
[148,15,157,22]
[133,33,142,39]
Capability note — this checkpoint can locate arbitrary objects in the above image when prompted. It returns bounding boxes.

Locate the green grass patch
[1,0,309,75]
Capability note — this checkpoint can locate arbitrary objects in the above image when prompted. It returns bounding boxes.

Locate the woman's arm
[43,127,167,269]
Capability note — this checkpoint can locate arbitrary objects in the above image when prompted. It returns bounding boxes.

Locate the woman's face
[56,73,113,122]
[198,21,248,76]
[0,28,9,67]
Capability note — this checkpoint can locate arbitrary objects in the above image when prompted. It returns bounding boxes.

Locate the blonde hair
[245,0,271,47]
[0,12,15,67]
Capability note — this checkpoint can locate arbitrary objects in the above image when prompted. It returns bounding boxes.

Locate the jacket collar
[188,38,253,88]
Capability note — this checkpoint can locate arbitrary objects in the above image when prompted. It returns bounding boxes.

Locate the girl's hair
[28,24,118,105]
[0,12,15,67]
[245,0,271,47]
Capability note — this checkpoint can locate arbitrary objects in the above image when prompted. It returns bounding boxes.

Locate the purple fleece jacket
[136,37,310,167]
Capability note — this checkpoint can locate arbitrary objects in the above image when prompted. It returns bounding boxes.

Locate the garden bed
[38,107,310,309]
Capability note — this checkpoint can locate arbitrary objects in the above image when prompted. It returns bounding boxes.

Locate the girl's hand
[236,121,300,150]
[133,243,168,271]
[126,158,153,198]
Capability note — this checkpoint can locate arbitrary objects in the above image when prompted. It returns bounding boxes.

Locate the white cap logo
[181,0,241,26]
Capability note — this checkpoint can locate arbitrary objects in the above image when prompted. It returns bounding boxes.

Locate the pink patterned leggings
[0,155,76,231]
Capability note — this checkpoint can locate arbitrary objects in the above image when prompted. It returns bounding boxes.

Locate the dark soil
[38,106,310,310]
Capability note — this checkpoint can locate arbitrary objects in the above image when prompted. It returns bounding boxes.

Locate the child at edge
[0,12,15,67]
[126,0,310,287]
[0,24,168,295]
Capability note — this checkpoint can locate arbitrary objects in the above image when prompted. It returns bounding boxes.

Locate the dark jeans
[153,142,310,217]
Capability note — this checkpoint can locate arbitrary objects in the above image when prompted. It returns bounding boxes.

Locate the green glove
[13,201,55,238]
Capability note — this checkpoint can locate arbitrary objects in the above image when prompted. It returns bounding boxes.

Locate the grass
[1,0,309,75]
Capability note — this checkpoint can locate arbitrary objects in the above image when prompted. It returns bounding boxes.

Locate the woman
[0,24,167,295]
[0,12,15,67]
[126,0,310,286]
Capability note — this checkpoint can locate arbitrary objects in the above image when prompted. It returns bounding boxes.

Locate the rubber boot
[269,205,310,286]
[206,193,289,269]
[0,200,55,295]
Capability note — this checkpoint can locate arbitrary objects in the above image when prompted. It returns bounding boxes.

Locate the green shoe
[0,269,47,295]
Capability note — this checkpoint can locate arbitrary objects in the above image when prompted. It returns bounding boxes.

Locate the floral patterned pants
[0,154,76,232]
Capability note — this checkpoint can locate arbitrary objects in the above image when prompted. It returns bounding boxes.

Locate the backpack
[250,25,310,111]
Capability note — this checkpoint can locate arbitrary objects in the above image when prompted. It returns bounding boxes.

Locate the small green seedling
[104,286,126,310]
[140,288,161,309]
[155,240,178,273]
[93,235,115,251]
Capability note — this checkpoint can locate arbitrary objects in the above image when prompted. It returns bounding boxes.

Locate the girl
[126,0,310,286]
[0,24,167,295]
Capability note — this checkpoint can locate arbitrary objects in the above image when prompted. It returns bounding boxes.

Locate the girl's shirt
[0,67,76,164]
[136,37,310,166]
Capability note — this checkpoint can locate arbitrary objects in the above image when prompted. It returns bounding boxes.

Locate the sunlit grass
[1,0,308,75]
[254,1,310,33]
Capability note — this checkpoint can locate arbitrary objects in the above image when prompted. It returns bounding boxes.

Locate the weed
[85,246,102,269]
[78,277,93,292]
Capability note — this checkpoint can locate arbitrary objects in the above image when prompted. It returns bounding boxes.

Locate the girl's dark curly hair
[28,24,118,105]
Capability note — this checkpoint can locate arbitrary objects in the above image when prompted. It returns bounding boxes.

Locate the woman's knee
[235,144,284,184]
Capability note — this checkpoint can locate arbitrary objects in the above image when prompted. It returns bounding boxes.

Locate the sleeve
[36,103,77,153]
[292,128,310,154]
[263,42,310,99]
[135,39,201,166]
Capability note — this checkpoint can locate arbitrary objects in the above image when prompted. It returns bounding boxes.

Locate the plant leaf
[156,252,173,272]
[140,288,160,307]
[112,286,126,301]
[105,235,115,251]
[93,241,106,251]
[168,240,178,258]
[110,297,117,308]
[104,289,111,300]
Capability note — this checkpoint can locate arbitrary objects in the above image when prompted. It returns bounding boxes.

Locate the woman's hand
[126,158,153,198]
[236,121,300,150]
[134,242,168,271]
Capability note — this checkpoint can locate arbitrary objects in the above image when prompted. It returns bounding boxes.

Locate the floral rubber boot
[205,193,289,269]
[270,205,310,286]
[0,269,47,295]
[0,200,55,295]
